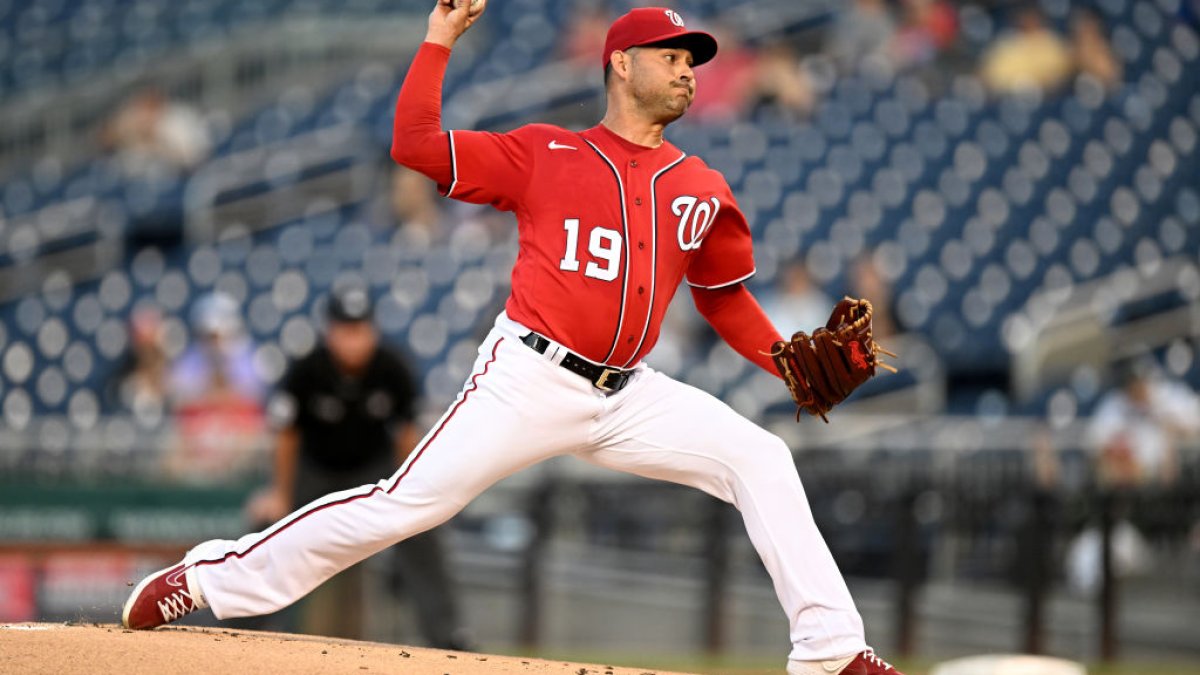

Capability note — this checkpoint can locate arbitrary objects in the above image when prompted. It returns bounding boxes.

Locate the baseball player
[123,3,901,674]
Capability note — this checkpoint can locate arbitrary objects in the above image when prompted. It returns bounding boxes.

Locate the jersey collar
[584,124,681,162]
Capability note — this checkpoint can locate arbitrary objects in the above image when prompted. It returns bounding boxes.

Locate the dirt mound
[0,623,694,675]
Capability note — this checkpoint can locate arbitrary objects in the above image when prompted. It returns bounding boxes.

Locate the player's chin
[669,100,690,120]
[657,106,687,125]
[661,95,690,118]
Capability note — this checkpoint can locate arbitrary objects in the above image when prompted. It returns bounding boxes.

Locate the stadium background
[0,0,1198,671]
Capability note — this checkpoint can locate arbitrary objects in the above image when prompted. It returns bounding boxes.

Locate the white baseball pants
[185,313,866,661]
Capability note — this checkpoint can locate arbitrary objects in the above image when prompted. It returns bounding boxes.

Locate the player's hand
[426,0,486,49]
[245,486,291,525]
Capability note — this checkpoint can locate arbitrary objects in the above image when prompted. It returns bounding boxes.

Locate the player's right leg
[577,368,902,674]
[123,324,594,629]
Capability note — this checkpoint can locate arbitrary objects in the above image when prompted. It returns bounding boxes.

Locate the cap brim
[636,31,719,66]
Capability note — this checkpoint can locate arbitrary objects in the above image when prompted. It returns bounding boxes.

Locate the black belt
[521,332,633,392]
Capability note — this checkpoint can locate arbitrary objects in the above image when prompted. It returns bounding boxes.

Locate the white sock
[185,566,209,609]
[786,653,856,675]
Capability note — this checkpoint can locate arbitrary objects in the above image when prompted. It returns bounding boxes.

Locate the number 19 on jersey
[559,218,622,282]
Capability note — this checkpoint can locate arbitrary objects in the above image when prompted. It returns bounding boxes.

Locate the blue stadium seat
[2,0,1198,426]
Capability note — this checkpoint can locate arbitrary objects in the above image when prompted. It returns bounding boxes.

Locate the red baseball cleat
[842,649,903,674]
[121,563,207,629]
[789,648,903,675]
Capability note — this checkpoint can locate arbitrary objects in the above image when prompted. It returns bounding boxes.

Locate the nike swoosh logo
[548,140,577,151]
[165,567,187,588]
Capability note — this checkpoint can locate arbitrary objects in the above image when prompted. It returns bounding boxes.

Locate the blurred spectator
[748,42,817,121]
[826,0,896,71]
[166,292,266,481]
[170,292,263,405]
[100,88,212,176]
[690,30,816,123]
[106,305,169,423]
[848,252,900,338]
[1070,8,1121,91]
[891,0,959,70]
[762,261,834,333]
[246,285,471,648]
[686,23,760,123]
[979,6,1073,95]
[379,163,506,254]
[1085,359,1200,489]
[390,165,444,244]
[559,5,612,66]
[1029,427,1061,491]
[1065,508,1154,595]
[1064,359,1200,595]
[371,159,510,346]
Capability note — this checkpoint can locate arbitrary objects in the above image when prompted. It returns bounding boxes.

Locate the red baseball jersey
[443,123,756,367]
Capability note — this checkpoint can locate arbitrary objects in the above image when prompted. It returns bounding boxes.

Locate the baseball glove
[770,297,897,422]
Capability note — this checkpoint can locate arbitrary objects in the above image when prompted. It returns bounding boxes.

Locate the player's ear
[610,49,633,81]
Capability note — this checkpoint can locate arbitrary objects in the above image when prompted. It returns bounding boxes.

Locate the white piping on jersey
[582,139,631,365]
[445,130,460,198]
[622,151,688,368]
[686,268,758,290]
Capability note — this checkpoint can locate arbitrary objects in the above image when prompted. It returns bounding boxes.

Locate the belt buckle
[594,367,622,391]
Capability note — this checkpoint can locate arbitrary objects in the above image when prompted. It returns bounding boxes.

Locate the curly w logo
[672,195,720,252]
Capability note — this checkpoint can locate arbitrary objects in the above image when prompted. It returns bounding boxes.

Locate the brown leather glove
[771,297,897,422]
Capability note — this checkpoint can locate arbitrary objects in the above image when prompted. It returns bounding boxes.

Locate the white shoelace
[862,649,894,671]
[156,589,198,622]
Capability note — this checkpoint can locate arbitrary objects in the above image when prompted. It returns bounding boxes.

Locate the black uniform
[275,344,419,487]
[267,342,468,648]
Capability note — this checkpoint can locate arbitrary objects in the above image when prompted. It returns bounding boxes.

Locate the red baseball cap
[602,7,718,69]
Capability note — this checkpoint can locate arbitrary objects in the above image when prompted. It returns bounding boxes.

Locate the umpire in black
[247,283,471,648]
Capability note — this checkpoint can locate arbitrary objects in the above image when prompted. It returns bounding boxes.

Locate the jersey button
[630,160,639,168]
[638,286,645,295]
[627,336,635,344]
[638,241,645,250]
[634,197,642,205]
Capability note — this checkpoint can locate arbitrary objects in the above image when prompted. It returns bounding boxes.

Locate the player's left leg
[577,367,876,668]
[122,326,593,630]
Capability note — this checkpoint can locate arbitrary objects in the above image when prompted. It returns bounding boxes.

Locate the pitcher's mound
[0,623,693,675]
